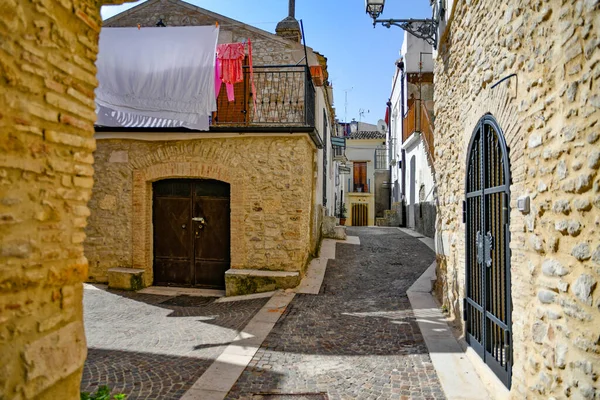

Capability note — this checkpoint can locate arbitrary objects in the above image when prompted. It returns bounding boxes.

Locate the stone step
[224,269,300,297]
[107,268,145,291]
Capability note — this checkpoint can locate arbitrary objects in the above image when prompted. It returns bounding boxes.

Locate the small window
[374,147,388,170]
[353,162,367,192]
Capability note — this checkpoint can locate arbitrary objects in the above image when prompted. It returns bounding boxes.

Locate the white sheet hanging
[95,104,210,130]
[95,26,219,129]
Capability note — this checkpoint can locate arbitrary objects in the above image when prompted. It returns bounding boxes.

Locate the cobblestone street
[226,227,444,400]
[82,227,444,399]
[82,289,268,399]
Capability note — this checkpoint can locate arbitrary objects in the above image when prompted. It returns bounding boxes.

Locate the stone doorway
[152,179,231,289]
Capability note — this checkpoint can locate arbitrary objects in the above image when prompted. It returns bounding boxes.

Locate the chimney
[276,0,302,43]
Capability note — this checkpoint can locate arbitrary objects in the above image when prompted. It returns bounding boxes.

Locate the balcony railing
[212,65,315,128]
[402,99,435,164]
[347,178,372,194]
[332,145,346,161]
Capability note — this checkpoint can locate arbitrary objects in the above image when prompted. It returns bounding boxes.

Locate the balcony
[212,64,316,129]
[347,178,372,194]
[332,145,347,162]
[402,99,435,162]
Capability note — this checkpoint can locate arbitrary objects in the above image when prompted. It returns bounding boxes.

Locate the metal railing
[347,178,372,194]
[332,146,346,160]
[212,65,315,128]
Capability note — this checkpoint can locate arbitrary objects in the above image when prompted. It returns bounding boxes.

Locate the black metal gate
[464,114,512,388]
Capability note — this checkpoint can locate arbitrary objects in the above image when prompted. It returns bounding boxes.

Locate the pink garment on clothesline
[216,43,245,85]
[215,58,235,102]
[248,39,257,110]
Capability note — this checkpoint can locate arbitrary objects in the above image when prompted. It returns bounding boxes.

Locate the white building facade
[389,29,436,237]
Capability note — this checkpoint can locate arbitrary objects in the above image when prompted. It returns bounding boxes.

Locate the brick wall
[0,0,133,398]
[85,136,316,285]
[434,0,599,397]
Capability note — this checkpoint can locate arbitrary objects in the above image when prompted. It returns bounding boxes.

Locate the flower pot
[339,218,346,226]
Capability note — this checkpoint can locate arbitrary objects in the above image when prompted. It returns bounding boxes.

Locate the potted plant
[338,203,347,226]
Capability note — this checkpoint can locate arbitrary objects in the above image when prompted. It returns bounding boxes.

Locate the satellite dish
[377,119,388,134]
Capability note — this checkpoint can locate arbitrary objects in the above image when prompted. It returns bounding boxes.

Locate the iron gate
[464,114,512,388]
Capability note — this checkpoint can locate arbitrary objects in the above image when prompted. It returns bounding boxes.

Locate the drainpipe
[399,61,406,226]
[386,99,392,211]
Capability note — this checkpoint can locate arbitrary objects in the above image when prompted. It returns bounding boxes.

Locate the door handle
[192,217,205,224]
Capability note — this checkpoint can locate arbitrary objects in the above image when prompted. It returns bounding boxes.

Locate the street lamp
[365,0,444,49]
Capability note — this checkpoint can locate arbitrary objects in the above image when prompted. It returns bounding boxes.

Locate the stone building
[0,0,135,398]
[389,29,436,238]
[84,0,337,296]
[433,0,600,397]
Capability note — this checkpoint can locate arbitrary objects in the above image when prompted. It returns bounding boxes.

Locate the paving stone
[226,227,445,400]
[81,287,268,399]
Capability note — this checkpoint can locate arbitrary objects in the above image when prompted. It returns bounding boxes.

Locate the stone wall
[0,0,132,398]
[434,0,599,397]
[414,201,436,239]
[374,170,391,218]
[85,136,316,285]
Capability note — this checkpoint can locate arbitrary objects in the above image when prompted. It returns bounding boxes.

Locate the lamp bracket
[373,18,438,48]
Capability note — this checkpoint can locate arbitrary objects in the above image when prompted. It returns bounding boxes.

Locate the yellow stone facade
[85,136,317,287]
[434,0,599,397]
[0,0,133,398]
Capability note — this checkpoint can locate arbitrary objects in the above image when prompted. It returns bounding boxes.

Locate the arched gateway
[464,114,512,388]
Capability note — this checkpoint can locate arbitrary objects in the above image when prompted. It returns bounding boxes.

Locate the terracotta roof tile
[347,131,386,140]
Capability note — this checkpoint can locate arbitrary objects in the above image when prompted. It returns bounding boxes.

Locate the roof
[103,0,297,47]
[347,131,386,140]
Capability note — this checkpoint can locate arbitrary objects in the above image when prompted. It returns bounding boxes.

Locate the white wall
[389,29,435,210]
[390,67,403,203]
[403,135,435,228]
[313,71,339,218]
[401,28,434,73]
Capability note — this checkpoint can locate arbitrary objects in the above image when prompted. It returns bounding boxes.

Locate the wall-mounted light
[365,0,444,49]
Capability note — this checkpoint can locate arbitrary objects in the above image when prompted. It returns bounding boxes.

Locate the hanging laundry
[248,39,257,110]
[216,43,245,84]
[95,26,220,130]
[216,42,245,102]
[214,58,236,102]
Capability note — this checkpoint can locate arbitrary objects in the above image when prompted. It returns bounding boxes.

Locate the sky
[100,0,433,125]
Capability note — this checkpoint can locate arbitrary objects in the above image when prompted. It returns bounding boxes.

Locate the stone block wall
[434,0,599,397]
[414,201,436,239]
[0,0,132,398]
[85,136,316,285]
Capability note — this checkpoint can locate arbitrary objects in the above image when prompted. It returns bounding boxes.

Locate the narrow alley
[82,227,445,399]
[227,227,443,399]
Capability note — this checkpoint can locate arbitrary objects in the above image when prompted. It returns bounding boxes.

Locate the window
[374,147,388,170]
[353,162,367,192]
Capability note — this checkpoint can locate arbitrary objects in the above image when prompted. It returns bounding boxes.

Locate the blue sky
[101,0,432,125]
